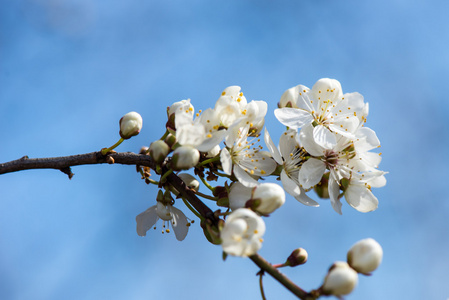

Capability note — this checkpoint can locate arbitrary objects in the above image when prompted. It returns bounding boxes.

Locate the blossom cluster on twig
[118,79,386,299]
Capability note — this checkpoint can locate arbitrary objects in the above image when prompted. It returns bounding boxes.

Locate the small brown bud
[287,248,308,266]
[106,156,115,164]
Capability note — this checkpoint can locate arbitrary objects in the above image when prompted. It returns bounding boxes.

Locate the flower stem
[195,191,218,201]
[198,156,221,167]
[160,169,174,183]
[272,262,289,269]
[199,175,216,193]
[259,271,267,300]
[212,169,231,178]
[181,197,203,220]
[101,138,124,155]
[160,130,169,141]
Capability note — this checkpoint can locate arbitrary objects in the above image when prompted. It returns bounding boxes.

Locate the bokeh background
[1,1,448,299]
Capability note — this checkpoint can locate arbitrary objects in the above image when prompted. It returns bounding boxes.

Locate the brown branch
[250,254,314,300]
[0,152,156,177]
[0,151,312,299]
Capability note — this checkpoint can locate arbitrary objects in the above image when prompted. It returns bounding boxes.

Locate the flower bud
[322,261,358,296]
[251,183,285,215]
[314,172,330,199]
[206,144,221,158]
[229,182,285,215]
[119,112,143,139]
[171,145,200,170]
[149,140,170,164]
[347,238,383,275]
[278,85,300,108]
[177,173,200,192]
[164,133,177,149]
[287,248,308,267]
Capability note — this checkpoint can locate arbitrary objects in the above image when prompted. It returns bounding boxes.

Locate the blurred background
[1,0,448,299]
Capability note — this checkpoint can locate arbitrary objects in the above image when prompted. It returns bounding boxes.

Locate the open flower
[298,124,385,214]
[264,128,319,206]
[274,78,367,148]
[221,208,265,257]
[136,201,189,241]
[220,126,276,187]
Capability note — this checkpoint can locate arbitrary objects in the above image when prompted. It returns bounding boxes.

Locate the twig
[0,151,312,299]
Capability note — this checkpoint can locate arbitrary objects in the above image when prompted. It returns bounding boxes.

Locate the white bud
[171,146,200,170]
[119,112,143,139]
[206,144,221,158]
[322,261,358,296]
[149,140,169,164]
[178,173,200,192]
[252,183,285,215]
[229,182,285,215]
[347,238,383,274]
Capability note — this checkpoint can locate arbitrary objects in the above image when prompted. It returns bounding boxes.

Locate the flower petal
[298,158,326,189]
[136,205,159,236]
[278,129,300,159]
[281,169,300,196]
[170,206,189,241]
[329,178,342,215]
[313,124,337,149]
[220,148,233,175]
[345,185,379,213]
[274,108,314,129]
[234,165,259,187]
[196,129,227,152]
[264,128,283,164]
[299,124,324,156]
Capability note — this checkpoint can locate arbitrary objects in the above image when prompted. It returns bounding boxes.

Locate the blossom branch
[0,151,312,299]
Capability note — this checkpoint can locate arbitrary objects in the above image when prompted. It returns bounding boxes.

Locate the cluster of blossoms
[115,78,386,298]
[273,78,386,214]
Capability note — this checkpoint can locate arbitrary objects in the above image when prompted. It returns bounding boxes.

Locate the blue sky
[1,0,449,299]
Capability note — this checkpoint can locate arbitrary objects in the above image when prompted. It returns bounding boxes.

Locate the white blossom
[274,78,367,148]
[221,208,265,257]
[168,99,195,130]
[264,128,319,206]
[298,124,385,214]
[220,126,276,187]
[215,86,247,128]
[347,238,383,275]
[136,201,189,241]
